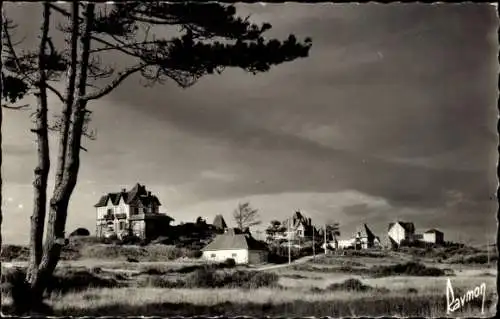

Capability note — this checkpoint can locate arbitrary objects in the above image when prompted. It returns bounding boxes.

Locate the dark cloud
[1,3,497,244]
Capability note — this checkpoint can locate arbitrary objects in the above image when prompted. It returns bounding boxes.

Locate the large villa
[94,183,173,240]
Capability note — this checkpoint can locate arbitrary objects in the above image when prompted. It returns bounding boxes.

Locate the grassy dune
[1,243,498,317]
[2,286,496,317]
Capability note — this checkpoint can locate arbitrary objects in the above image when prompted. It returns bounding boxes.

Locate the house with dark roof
[212,214,228,233]
[277,211,316,240]
[201,228,269,264]
[94,183,174,240]
[388,221,416,248]
[423,228,444,245]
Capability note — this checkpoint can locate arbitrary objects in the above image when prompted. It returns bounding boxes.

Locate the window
[231,253,237,257]
[211,254,216,258]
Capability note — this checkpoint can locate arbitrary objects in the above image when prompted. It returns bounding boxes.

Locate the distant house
[94,183,174,240]
[333,224,381,250]
[212,214,228,233]
[423,229,444,245]
[280,211,316,240]
[336,238,354,250]
[201,228,269,264]
[354,224,382,249]
[388,221,415,248]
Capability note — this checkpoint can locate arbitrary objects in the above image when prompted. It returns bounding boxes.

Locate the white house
[202,229,269,265]
[337,238,355,249]
[422,229,444,245]
[94,183,173,240]
[387,221,415,247]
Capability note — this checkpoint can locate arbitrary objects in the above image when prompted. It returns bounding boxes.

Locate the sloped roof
[213,214,228,230]
[424,228,443,234]
[388,221,415,233]
[202,231,268,251]
[94,183,161,207]
[357,224,376,241]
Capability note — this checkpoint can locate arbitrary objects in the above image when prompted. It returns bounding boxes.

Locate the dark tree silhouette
[265,220,287,242]
[1,2,311,312]
[233,202,261,231]
[69,227,90,237]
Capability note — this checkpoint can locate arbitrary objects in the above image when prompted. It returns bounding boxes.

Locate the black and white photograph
[0,1,498,317]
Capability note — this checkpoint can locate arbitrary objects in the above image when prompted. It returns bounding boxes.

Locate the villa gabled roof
[202,230,268,252]
[94,183,161,208]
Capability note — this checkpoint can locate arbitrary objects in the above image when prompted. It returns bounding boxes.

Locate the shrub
[192,250,203,258]
[47,269,119,295]
[120,235,142,245]
[344,250,387,258]
[1,245,29,262]
[446,252,498,264]
[370,262,445,277]
[240,271,279,289]
[327,278,372,292]
[183,266,279,289]
[224,258,236,268]
[137,275,184,288]
[407,287,418,294]
[79,244,198,261]
[69,228,90,237]
[326,278,389,294]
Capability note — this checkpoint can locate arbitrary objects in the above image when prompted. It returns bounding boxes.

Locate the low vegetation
[325,278,389,293]
[370,262,446,277]
[1,239,496,317]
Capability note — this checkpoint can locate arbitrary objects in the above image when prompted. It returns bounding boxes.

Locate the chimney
[148,191,151,196]
[121,188,126,193]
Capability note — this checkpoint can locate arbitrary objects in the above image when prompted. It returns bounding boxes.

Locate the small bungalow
[201,228,269,265]
[423,229,444,245]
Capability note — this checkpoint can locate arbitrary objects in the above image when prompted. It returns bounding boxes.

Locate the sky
[2,3,498,245]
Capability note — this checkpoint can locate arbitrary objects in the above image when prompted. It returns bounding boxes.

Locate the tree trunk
[0,0,4,293]
[26,2,51,285]
[54,2,79,189]
[26,3,95,309]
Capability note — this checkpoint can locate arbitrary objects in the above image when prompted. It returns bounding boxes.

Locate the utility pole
[312,226,315,260]
[288,218,291,264]
[324,224,327,255]
[487,239,490,267]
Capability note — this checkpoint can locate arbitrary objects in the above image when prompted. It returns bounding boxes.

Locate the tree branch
[1,13,35,82]
[82,63,146,101]
[2,103,29,110]
[48,3,139,58]
[46,84,65,103]
[2,12,65,105]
